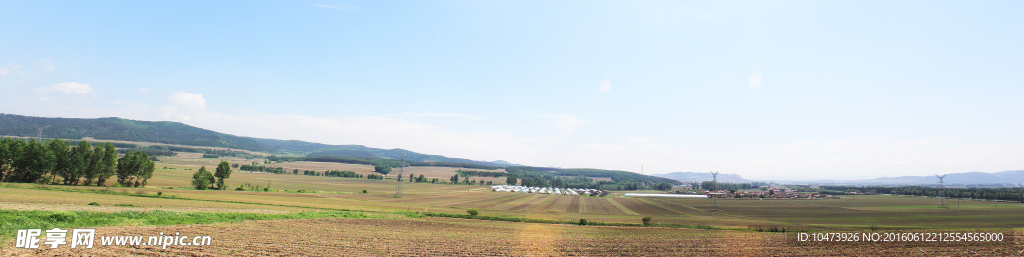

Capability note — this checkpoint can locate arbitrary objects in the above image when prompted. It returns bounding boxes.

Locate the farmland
[2,146,1024,255]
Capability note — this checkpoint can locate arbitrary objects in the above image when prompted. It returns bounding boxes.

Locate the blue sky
[1,1,1022,180]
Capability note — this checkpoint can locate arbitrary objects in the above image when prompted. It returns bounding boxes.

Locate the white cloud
[161,92,206,121]
[168,92,206,110]
[139,88,152,92]
[748,73,762,88]
[409,112,485,120]
[35,82,94,95]
[599,79,612,93]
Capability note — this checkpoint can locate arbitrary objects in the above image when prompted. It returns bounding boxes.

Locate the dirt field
[4,217,1020,256]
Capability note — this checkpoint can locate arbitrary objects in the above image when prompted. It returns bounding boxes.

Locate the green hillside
[0,114,678,185]
[0,114,264,150]
[0,113,511,167]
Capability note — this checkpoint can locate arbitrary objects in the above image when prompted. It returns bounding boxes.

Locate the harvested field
[4,217,1020,256]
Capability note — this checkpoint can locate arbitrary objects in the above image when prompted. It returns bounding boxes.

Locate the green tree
[191,166,214,190]
[466,208,479,216]
[214,161,232,190]
[506,176,517,185]
[10,140,53,183]
[642,215,652,225]
[116,151,154,187]
[96,143,117,186]
[450,174,459,184]
[83,143,104,185]
[417,174,426,183]
[0,138,17,182]
[373,164,392,175]
[67,140,93,185]
[48,139,71,184]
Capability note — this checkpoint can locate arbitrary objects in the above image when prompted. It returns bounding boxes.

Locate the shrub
[87,202,101,206]
[157,191,163,196]
[362,189,367,194]
[466,208,479,216]
[642,215,652,225]
[579,219,588,225]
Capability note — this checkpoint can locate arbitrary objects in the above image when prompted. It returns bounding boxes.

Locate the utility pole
[710,171,720,211]
[31,123,51,141]
[395,154,405,197]
[936,174,948,208]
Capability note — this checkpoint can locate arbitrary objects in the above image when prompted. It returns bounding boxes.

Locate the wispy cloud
[35,59,55,71]
[35,82,94,96]
[0,63,21,77]
[599,79,611,93]
[139,88,152,92]
[408,112,485,120]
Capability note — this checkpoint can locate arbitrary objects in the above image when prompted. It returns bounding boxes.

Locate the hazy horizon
[2,1,1022,180]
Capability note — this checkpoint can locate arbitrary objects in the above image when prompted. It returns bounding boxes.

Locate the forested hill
[0,114,264,150]
[0,114,514,167]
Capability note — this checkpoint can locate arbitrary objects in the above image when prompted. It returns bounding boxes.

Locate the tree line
[821,186,1024,202]
[0,138,153,187]
[503,167,673,191]
[455,169,505,178]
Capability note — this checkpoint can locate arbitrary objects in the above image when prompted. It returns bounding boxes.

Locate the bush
[362,189,367,194]
[642,215,652,225]
[157,191,163,196]
[579,218,588,225]
[466,208,479,216]
[87,202,101,206]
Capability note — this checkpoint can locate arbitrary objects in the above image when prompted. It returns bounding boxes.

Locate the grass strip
[0,209,365,241]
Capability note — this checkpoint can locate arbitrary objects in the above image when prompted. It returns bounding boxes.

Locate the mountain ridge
[0,113,513,167]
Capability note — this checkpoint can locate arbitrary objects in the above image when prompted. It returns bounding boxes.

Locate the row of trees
[448,174,491,185]
[239,164,285,174]
[455,169,504,178]
[0,138,152,187]
[822,186,1024,202]
[503,167,673,191]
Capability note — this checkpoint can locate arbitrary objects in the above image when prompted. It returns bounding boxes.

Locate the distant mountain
[847,170,1024,185]
[652,172,750,183]
[0,113,265,150]
[0,113,515,167]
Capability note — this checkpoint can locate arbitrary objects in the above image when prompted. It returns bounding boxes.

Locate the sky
[1,1,1022,180]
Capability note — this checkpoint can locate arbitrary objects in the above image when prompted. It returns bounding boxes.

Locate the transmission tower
[710,171,720,211]
[31,123,51,141]
[395,154,405,197]
[936,174,948,208]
